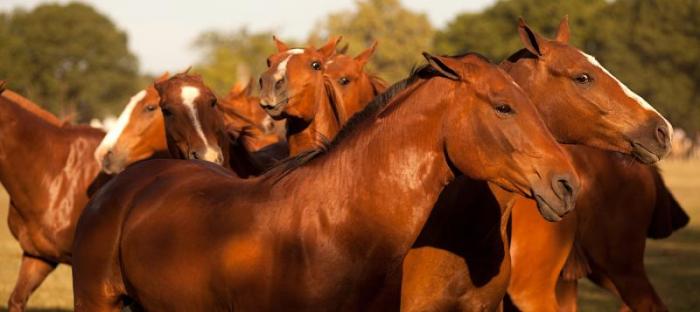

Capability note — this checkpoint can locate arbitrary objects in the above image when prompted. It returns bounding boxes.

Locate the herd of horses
[0,16,690,311]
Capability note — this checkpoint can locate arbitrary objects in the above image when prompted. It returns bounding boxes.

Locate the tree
[191,28,288,96]
[0,3,140,121]
[316,0,435,83]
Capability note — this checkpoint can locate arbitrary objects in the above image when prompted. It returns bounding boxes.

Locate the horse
[499,18,685,312]
[71,52,578,311]
[95,73,285,177]
[324,41,387,124]
[399,16,675,311]
[259,36,345,155]
[94,72,171,174]
[0,84,108,312]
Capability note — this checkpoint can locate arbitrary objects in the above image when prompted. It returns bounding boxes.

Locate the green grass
[0,159,698,311]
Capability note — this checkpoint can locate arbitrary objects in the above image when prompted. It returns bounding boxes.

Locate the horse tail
[646,167,690,239]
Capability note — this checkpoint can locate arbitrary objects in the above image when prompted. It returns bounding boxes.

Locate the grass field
[0,160,698,311]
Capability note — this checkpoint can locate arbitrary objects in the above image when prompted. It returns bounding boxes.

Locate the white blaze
[580,51,673,135]
[181,86,222,164]
[94,90,147,163]
[273,48,305,81]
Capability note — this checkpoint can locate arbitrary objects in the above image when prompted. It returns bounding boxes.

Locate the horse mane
[1,89,65,126]
[264,63,438,180]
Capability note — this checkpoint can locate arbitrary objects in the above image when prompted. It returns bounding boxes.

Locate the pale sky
[0,0,495,74]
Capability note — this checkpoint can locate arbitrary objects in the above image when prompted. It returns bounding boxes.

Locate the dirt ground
[0,159,698,311]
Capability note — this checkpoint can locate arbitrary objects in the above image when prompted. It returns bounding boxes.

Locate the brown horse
[94,73,170,174]
[259,36,344,155]
[97,73,285,177]
[0,85,107,312]
[71,52,578,311]
[501,18,685,312]
[399,17,675,312]
[325,41,387,124]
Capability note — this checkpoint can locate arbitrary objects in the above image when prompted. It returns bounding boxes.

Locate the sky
[0,0,495,74]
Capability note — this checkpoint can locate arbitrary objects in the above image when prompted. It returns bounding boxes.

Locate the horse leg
[591,265,665,312]
[555,278,578,312]
[7,253,57,312]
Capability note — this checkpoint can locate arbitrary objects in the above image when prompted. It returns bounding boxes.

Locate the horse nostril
[655,124,670,148]
[106,150,113,156]
[191,151,200,160]
[552,174,578,210]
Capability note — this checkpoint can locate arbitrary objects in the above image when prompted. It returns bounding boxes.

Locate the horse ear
[155,71,170,83]
[422,52,461,81]
[273,35,289,52]
[354,41,378,69]
[555,15,570,44]
[154,80,168,97]
[518,17,545,56]
[318,35,343,59]
[337,43,349,55]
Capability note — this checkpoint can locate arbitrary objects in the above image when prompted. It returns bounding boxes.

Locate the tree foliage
[0,3,140,121]
[435,0,699,133]
[316,0,434,83]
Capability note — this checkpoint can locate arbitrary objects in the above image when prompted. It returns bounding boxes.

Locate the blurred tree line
[0,2,141,122]
[0,0,697,133]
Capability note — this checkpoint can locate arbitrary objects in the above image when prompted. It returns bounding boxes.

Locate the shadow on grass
[579,226,700,311]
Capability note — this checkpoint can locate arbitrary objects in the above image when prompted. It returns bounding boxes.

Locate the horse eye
[161,107,173,117]
[495,104,514,115]
[311,61,322,70]
[339,77,350,85]
[574,73,592,85]
[211,99,217,108]
[145,104,157,112]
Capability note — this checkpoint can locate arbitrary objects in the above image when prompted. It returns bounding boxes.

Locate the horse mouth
[534,194,565,222]
[261,98,289,118]
[631,142,661,164]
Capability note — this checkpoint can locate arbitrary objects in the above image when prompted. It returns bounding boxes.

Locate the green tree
[0,3,140,121]
[316,0,434,83]
[434,0,605,62]
[192,28,286,96]
[590,0,700,133]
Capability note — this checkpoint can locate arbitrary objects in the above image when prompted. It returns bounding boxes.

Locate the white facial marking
[273,48,305,81]
[181,86,223,164]
[94,90,147,163]
[580,51,673,134]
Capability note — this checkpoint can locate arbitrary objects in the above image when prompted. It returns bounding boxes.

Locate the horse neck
[0,96,70,196]
[286,85,342,156]
[274,78,455,261]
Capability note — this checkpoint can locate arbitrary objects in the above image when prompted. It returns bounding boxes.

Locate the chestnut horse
[94,73,170,174]
[501,18,685,312]
[96,74,285,177]
[0,84,107,312]
[259,36,345,155]
[71,53,578,311]
[400,17,674,311]
[325,41,387,123]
